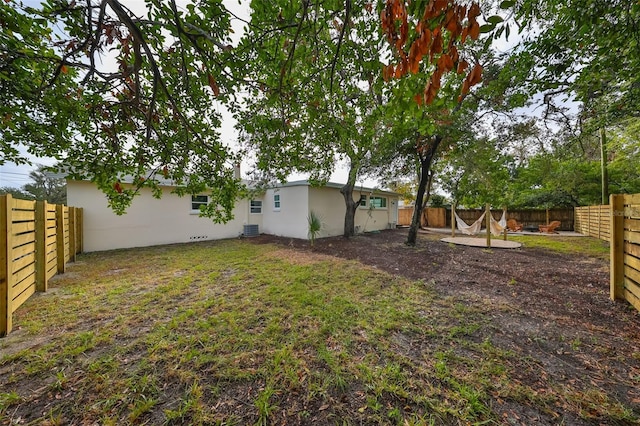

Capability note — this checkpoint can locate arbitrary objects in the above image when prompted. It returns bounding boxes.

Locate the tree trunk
[407,135,442,246]
[342,187,359,238]
[340,166,360,238]
[420,171,434,228]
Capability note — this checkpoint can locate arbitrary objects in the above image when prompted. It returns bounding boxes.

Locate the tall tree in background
[510,0,639,122]
[23,165,67,205]
[507,0,640,203]
[0,187,35,201]
[1,0,243,221]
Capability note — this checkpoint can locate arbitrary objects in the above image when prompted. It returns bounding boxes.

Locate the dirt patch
[250,229,640,424]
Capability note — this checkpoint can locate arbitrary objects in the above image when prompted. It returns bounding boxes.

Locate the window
[273,194,281,210]
[250,200,262,214]
[359,195,367,207]
[191,195,209,212]
[369,196,387,209]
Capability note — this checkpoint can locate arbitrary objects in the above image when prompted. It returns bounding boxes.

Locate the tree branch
[329,0,351,93]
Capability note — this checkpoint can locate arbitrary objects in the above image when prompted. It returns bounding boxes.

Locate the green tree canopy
[236,0,387,237]
[1,0,243,221]
[508,0,640,125]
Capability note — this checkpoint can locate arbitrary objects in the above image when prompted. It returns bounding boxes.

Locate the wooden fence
[398,207,446,227]
[1,194,83,337]
[455,208,575,231]
[575,205,611,241]
[398,207,413,226]
[610,193,640,312]
[399,207,574,230]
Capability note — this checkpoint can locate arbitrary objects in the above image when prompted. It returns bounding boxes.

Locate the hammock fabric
[453,211,486,235]
[454,210,507,237]
[489,211,507,237]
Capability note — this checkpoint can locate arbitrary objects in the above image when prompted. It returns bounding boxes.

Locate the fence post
[1,195,12,336]
[610,194,624,300]
[35,201,48,292]
[451,203,456,237]
[78,208,83,254]
[69,207,76,263]
[56,204,65,274]
[546,208,549,225]
[503,207,507,241]
[485,203,491,248]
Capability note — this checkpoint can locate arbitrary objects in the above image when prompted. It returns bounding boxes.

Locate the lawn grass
[0,238,635,425]
[508,235,610,261]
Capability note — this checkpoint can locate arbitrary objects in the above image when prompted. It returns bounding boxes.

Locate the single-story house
[66,178,400,252]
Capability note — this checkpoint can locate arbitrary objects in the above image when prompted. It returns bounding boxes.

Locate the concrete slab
[440,237,522,249]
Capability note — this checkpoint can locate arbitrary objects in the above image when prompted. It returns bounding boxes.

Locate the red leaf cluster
[381,0,485,105]
[380,0,408,51]
[459,62,482,101]
[208,73,220,97]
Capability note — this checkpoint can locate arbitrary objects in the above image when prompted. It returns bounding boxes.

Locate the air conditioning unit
[243,224,259,237]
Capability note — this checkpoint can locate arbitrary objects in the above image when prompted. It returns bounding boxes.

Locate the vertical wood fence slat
[35,201,47,292]
[46,203,57,281]
[56,204,65,274]
[69,208,76,263]
[63,206,70,264]
[1,195,11,336]
[79,209,84,253]
[610,195,625,301]
[1,195,82,337]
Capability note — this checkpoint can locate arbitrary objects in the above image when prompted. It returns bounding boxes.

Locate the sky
[0,0,525,191]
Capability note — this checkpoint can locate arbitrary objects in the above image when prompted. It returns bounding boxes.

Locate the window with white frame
[250,200,262,214]
[358,195,367,207]
[191,195,209,212]
[273,193,281,210]
[369,196,387,209]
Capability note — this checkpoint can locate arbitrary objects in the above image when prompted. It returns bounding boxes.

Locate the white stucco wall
[261,186,309,239]
[354,193,398,233]
[68,180,399,249]
[307,186,345,237]
[308,186,400,238]
[67,180,248,252]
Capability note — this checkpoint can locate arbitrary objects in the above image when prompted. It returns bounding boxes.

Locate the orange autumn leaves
[381,0,483,105]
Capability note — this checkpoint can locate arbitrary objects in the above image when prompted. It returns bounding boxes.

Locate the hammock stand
[451,203,508,248]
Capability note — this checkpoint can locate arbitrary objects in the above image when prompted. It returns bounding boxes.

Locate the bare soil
[250,228,640,425]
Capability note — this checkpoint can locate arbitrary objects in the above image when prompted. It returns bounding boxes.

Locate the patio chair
[507,218,523,232]
[539,220,561,233]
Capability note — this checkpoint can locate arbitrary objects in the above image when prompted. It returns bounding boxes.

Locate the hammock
[453,211,486,235]
[489,210,507,237]
[454,210,507,237]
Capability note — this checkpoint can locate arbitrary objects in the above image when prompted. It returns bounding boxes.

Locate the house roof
[67,175,399,197]
[274,180,399,197]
